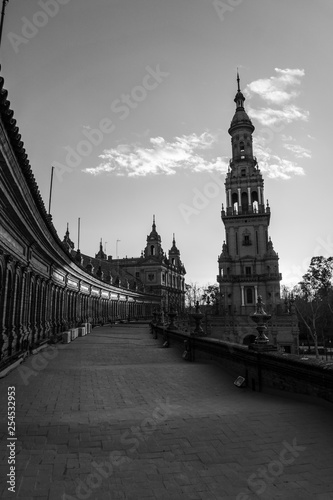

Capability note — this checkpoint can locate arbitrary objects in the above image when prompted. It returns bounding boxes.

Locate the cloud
[283,143,311,159]
[281,134,294,142]
[245,68,309,128]
[254,137,305,180]
[245,68,304,105]
[83,132,229,177]
[247,104,309,127]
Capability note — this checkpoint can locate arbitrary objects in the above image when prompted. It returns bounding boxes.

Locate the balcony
[217,273,282,283]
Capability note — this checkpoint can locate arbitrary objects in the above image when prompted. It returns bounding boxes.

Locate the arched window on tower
[240,142,245,159]
[251,191,258,213]
[150,245,155,256]
[241,192,248,213]
[232,192,238,214]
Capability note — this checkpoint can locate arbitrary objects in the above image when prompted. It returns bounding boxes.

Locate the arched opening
[150,245,155,256]
[232,192,238,213]
[251,191,258,212]
[5,270,13,356]
[29,278,36,343]
[14,273,22,351]
[241,192,248,213]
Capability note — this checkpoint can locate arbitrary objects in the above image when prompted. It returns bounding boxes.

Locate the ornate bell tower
[144,215,163,258]
[218,73,282,315]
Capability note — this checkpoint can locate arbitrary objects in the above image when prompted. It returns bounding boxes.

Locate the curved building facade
[0,75,159,367]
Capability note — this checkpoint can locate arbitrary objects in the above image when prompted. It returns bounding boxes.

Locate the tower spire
[237,68,240,92]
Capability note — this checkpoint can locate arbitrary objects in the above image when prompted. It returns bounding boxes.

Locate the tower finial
[237,68,240,92]
[173,233,175,245]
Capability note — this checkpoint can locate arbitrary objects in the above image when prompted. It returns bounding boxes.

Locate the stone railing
[150,322,333,405]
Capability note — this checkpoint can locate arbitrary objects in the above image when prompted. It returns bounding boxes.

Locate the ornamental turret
[144,215,163,258]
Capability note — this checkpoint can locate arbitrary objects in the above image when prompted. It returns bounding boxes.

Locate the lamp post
[191,301,204,336]
[249,296,277,351]
[0,0,9,49]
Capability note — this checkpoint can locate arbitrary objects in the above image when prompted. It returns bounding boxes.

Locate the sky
[1,0,333,288]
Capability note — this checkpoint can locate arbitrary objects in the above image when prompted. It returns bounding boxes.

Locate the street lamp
[0,0,9,49]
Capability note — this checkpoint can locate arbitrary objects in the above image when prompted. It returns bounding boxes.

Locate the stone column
[258,185,262,205]
[241,286,245,307]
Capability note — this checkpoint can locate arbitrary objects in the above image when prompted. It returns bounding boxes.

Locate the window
[135,272,140,279]
[243,230,251,246]
[150,245,155,256]
[241,169,246,177]
[245,266,251,276]
[240,142,245,152]
[246,288,253,304]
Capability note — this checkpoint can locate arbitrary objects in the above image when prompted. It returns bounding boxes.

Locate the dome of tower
[229,108,254,133]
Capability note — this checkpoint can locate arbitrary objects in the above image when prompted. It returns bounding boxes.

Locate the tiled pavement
[0,324,333,500]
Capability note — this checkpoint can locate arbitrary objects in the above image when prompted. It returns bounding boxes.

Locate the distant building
[66,217,186,313]
[215,74,299,353]
[112,217,186,313]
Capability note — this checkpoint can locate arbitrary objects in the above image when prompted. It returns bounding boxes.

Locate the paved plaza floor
[0,324,333,500]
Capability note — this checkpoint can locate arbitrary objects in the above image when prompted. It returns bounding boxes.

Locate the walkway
[0,324,332,500]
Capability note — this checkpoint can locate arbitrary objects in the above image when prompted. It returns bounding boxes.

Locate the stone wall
[152,325,333,404]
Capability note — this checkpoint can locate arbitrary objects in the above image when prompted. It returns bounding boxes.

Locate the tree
[294,256,333,359]
[185,282,205,310]
[185,282,220,313]
[201,283,220,314]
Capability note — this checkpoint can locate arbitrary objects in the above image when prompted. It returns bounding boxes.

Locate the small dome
[230,109,254,130]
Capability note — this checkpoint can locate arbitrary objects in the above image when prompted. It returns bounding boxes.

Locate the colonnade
[0,251,155,364]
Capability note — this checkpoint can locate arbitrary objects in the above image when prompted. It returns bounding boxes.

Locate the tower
[62,223,74,253]
[144,215,163,258]
[168,234,181,268]
[218,73,281,316]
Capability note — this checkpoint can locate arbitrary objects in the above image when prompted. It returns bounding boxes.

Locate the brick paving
[0,324,333,500]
